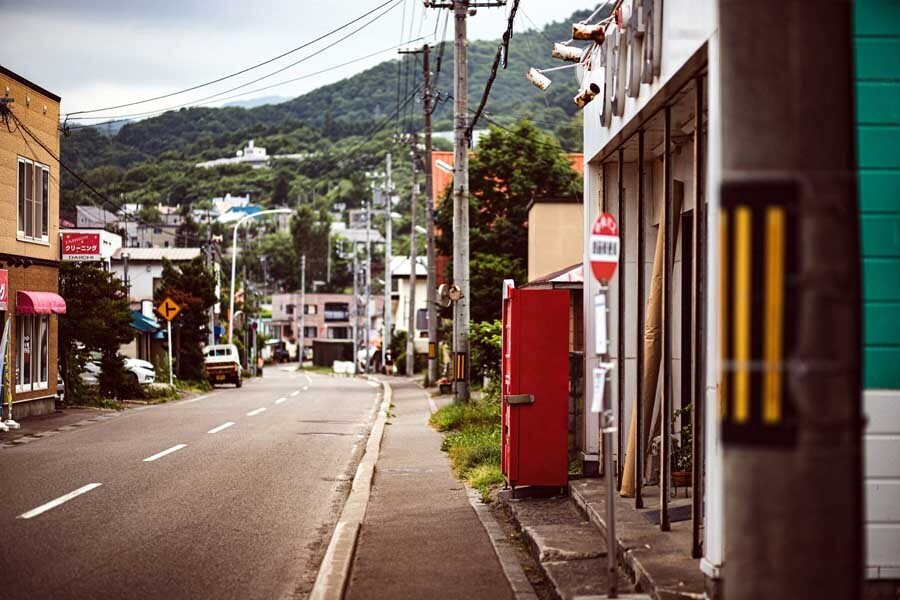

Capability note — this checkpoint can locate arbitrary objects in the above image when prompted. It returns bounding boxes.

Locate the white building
[109,247,203,302]
[389,256,428,355]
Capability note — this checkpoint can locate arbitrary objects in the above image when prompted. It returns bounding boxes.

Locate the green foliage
[469,320,502,382]
[153,258,216,380]
[429,398,499,433]
[242,230,299,292]
[291,205,332,289]
[58,263,135,401]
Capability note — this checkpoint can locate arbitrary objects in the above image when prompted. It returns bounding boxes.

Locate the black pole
[635,129,645,510]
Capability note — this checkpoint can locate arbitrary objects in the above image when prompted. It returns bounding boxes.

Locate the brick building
[0,66,65,418]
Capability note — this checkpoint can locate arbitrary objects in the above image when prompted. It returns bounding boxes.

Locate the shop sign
[0,269,7,311]
[599,0,663,127]
[61,232,102,261]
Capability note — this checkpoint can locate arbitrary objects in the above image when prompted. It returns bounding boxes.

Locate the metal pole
[719,2,862,598]
[599,285,618,598]
[690,76,705,560]
[616,148,625,490]
[299,254,306,365]
[365,197,372,373]
[407,142,418,377]
[384,153,393,368]
[207,210,215,346]
[453,0,470,401]
[660,105,672,532]
[423,44,438,386]
[635,129,645,510]
[352,248,359,374]
[167,319,174,386]
[123,253,130,303]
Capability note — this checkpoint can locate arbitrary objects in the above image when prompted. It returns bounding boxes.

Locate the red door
[501,288,569,488]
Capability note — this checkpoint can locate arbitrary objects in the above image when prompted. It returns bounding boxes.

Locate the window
[286,304,295,315]
[303,326,317,338]
[328,327,350,340]
[324,302,350,322]
[16,315,49,392]
[304,304,317,315]
[416,308,428,331]
[16,157,50,243]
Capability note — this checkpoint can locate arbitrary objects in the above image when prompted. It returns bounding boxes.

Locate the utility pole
[407,137,419,377]
[299,254,306,365]
[718,2,862,599]
[352,247,359,374]
[383,153,393,373]
[400,43,438,385]
[365,196,372,373]
[424,0,505,401]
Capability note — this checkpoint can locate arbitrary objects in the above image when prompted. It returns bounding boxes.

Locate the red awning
[16,291,67,315]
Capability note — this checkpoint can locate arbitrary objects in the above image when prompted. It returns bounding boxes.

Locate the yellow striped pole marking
[733,206,752,424]
[718,210,729,420]
[763,206,786,423]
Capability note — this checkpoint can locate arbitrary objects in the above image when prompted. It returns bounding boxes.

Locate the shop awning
[16,291,67,315]
[130,310,160,333]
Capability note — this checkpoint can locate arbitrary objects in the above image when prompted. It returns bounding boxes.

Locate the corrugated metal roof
[112,248,202,261]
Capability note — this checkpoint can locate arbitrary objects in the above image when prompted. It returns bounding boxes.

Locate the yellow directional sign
[156,297,181,322]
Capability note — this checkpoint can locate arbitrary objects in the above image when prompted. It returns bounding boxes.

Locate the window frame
[16,156,50,244]
[15,315,50,393]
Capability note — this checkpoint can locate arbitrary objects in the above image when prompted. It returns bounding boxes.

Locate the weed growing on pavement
[175,379,212,393]
[430,393,503,502]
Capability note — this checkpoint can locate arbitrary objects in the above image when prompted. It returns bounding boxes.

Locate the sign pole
[167,319,174,386]
[601,284,617,598]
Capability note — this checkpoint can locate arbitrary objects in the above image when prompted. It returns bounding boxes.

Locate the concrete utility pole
[384,153,393,371]
[407,139,419,377]
[718,2,862,599]
[425,0,504,401]
[352,248,359,374]
[365,197,372,373]
[400,43,438,385]
[299,254,306,365]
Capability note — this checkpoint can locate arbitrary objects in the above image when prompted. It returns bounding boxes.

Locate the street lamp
[228,208,292,345]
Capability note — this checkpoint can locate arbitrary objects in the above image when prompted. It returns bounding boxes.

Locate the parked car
[203,344,243,388]
[80,357,156,386]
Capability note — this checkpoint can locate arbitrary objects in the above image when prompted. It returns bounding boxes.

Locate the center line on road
[18,483,103,520]
[247,407,267,416]
[290,390,300,397]
[143,444,187,462]
[208,422,235,434]
[275,397,287,404]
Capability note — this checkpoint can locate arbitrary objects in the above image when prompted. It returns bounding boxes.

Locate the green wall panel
[863,258,900,302]
[858,127,900,169]
[864,303,900,346]
[860,172,900,213]
[865,348,900,389]
[861,214,900,257]
[855,0,900,36]
[855,38,900,80]
[856,82,900,124]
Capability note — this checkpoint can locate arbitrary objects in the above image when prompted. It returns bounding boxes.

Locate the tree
[436,120,581,321]
[58,263,134,400]
[291,205,332,289]
[153,258,216,381]
[272,171,290,206]
[242,231,299,292]
[176,214,200,248]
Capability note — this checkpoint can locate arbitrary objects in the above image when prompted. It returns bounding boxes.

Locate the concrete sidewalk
[344,378,517,600]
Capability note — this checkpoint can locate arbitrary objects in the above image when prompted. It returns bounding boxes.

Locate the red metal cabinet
[501,287,569,488]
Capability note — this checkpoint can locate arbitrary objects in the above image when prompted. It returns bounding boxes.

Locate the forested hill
[62,7,595,171]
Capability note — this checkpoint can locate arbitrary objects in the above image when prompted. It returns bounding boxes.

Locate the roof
[130,310,160,333]
[390,256,427,277]
[0,65,61,102]
[526,195,582,213]
[335,228,385,245]
[522,263,584,289]
[111,248,202,261]
[76,205,119,225]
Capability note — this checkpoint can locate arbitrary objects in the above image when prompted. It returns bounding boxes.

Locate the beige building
[0,66,65,418]
[526,196,583,282]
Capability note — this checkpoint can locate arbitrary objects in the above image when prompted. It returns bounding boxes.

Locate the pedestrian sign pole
[156,297,182,387]
[590,211,620,598]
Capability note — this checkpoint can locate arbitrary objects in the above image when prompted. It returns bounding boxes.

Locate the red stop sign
[590,212,620,283]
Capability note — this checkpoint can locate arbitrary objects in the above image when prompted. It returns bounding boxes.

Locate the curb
[309,377,391,600]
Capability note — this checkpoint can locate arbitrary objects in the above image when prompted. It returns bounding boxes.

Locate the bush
[469,320,502,384]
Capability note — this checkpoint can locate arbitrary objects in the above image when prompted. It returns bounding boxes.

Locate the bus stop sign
[590,212,620,283]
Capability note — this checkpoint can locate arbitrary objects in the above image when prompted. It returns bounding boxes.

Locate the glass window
[305,304,317,315]
[25,162,34,238]
[303,326,317,338]
[17,157,50,242]
[41,168,49,237]
[16,315,49,392]
[17,161,25,233]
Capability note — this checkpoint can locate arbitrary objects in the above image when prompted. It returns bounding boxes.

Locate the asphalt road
[0,366,380,600]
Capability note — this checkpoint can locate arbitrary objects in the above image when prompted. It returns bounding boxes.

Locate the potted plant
[671,404,693,489]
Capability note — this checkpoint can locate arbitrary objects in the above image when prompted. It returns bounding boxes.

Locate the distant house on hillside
[76,205,119,229]
[195,140,312,170]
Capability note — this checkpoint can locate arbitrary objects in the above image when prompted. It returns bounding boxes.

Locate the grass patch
[299,365,333,374]
[430,397,503,502]
[175,379,212,394]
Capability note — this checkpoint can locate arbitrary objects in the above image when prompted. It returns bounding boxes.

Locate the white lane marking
[428,396,438,415]
[143,444,187,462]
[290,390,300,397]
[182,393,216,405]
[247,408,267,417]
[303,373,312,386]
[275,397,287,405]
[303,386,309,391]
[367,381,379,388]
[208,422,236,434]
[19,483,103,520]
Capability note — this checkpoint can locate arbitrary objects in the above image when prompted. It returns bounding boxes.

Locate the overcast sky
[3,0,595,123]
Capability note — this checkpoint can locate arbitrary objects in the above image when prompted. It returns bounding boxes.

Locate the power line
[67,35,430,131]
[467,0,521,140]
[65,0,401,118]
[67,0,403,124]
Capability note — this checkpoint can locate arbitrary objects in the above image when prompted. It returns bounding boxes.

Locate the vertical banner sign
[0,269,8,311]
[594,293,608,355]
[590,212,620,283]
[719,181,798,445]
